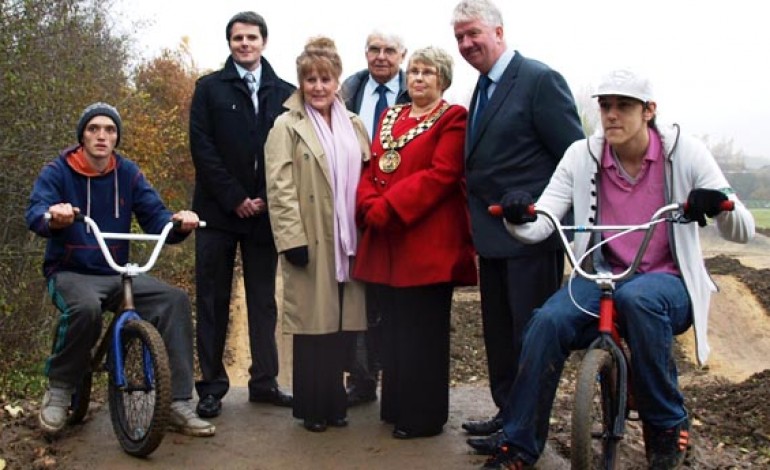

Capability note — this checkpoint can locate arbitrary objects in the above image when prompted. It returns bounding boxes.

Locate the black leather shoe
[462,413,503,435]
[196,394,222,418]
[303,419,327,432]
[468,430,505,455]
[249,387,293,407]
[346,385,377,407]
[392,426,443,439]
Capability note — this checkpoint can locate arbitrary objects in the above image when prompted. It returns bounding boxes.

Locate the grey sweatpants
[46,271,194,400]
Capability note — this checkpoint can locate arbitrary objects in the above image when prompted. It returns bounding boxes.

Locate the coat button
[304,153,309,160]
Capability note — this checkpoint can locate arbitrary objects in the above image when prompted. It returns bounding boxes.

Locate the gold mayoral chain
[378,102,451,173]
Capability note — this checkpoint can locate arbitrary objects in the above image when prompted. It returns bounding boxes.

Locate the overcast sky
[120,0,770,158]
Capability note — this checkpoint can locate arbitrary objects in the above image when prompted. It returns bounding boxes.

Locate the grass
[750,208,770,230]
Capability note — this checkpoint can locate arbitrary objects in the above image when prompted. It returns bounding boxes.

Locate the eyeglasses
[407,68,438,78]
[367,45,400,57]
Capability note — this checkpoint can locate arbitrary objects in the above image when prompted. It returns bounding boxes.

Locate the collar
[235,61,262,87]
[601,128,661,170]
[486,48,516,84]
[366,73,401,96]
[66,146,116,177]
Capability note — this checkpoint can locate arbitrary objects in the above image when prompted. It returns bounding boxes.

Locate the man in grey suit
[339,31,410,406]
[451,0,584,454]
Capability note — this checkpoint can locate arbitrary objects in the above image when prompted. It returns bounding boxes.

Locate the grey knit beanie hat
[76,102,122,147]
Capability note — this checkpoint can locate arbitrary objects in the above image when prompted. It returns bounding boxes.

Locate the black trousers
[346,283,384,392]
[478,252,564,410]
[194,227,279,399]
[292,331,352,423]
[380,283,452,434]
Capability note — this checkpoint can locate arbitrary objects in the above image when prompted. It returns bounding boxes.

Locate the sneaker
[482,443,532,469]
[170,400,216,437]
[38,382,74,433]
[643,417,691,469]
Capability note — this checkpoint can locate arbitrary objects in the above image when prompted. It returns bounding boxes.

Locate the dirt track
[9,230,770,469]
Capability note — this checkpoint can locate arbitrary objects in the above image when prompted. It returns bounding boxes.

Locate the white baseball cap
[592,69,654,103]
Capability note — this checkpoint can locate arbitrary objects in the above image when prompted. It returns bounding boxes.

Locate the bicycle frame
[538,203,685,443]
[64,214,180,389]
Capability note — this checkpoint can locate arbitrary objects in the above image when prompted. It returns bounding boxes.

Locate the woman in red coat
[354,46,477,439]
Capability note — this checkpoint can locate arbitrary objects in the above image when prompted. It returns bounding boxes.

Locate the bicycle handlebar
[487,200,734,219]
[487,200,734,284]
[44,213,204,276]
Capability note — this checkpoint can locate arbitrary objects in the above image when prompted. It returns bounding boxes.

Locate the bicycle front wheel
[571,348,623,470]
[108,319,171,457]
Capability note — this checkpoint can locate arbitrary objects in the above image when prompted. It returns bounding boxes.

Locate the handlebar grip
[43,212,84,221]
[720,200,735,212]
[171,220,207,229]
[487,204,536,218]
[683,199,735,214]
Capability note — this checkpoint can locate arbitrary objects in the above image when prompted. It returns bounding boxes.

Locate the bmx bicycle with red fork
[48,212,204,456]
[489,199,733,469]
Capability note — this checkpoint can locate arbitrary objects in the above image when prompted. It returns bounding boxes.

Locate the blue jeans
[501,273,692,463]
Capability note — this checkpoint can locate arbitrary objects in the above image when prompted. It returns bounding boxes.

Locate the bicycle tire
[571,348,622,470]
[108,319,171,457]
[67,371,92,425]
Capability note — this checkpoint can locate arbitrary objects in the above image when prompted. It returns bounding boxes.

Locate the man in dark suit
[451,0,584,454]
[339,30,410,406]
[189,11,295,418]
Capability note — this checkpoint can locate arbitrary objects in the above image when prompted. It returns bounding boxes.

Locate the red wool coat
[353,102,477,287]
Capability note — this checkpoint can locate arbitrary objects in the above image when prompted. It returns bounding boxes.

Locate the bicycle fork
[597,291,630,443]
[109,274,156,390]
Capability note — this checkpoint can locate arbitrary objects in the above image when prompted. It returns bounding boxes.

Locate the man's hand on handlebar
[686,189,728,227]
[171,210,200,233]
[500,190,537,225]
[47,203,79,230]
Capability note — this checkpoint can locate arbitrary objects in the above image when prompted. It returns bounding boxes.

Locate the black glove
[500,190,536,224]
[283,246,309,267]
[686,189,728,227]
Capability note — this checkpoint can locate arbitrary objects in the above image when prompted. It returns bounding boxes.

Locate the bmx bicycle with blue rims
[489,199,733,469]
[49,212,203,456]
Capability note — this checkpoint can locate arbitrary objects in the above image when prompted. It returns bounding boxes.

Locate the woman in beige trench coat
[265,37,368,433]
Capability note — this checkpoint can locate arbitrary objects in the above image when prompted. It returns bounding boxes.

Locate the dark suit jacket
[189,56,295,238]
[466,51,584,258]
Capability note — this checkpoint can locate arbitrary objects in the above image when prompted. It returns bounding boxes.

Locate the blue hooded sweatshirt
[26,146,187,277]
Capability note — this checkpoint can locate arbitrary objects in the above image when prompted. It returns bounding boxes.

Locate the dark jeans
[502,273,692,463]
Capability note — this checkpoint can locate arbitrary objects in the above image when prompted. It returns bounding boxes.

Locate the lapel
[466,52,524,159]
[290,106,333,190]
[221,57,252,101]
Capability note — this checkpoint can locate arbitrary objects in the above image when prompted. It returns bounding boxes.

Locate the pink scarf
[305,98,362,282]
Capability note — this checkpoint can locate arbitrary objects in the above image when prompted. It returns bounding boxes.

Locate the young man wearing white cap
[482,70,755,469]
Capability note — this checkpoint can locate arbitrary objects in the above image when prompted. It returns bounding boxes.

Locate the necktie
[372,84,389,139]
[473,75,491,138]
[244,72,259,116]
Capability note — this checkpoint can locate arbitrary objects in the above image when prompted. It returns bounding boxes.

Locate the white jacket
[507,124,755,365]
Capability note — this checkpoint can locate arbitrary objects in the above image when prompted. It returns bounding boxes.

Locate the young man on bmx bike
[26,102,215,438]
[483,70,755,469]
